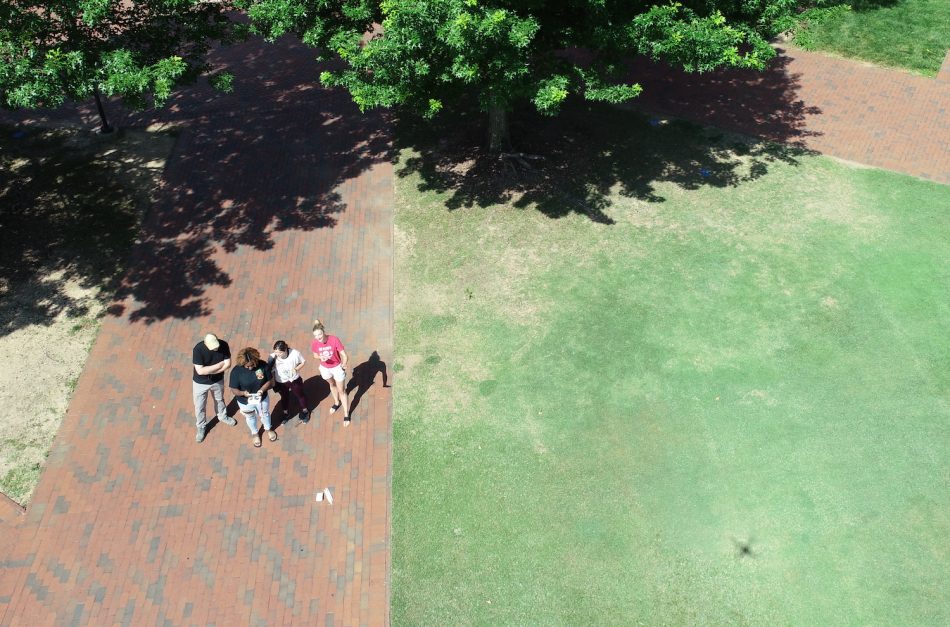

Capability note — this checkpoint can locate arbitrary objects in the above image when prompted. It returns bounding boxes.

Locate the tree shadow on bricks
[111,98,390,323]
[3,35,392,325]
[624,52,823,148]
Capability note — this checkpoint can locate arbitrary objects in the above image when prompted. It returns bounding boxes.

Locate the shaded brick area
[626,46,950,184]
[1,37,392,626]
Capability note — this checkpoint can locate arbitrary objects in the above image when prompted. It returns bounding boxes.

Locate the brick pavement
[626,46,950,184]
[0,36,393,626]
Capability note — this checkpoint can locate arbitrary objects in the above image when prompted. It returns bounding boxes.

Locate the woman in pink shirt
[311,319,351,425]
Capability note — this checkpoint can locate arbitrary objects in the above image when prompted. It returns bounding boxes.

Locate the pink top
[311,335,344,368]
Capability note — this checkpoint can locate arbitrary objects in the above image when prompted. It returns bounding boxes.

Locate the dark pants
[275,378,308,413]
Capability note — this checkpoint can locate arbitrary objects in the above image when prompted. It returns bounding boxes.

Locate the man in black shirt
[192,333,237,442]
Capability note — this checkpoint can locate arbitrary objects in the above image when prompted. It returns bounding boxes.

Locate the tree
[0,0,240,132]
[239,0,794,151]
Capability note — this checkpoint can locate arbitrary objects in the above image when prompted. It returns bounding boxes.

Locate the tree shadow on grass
[848,0,902,10]
[0,127,166,337]
[395,96,815,224]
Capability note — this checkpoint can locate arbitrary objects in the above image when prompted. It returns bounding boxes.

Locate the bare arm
[260,377,274,394]
[208,359,230,374]
[194,359,230,376]
[338,349,348,369]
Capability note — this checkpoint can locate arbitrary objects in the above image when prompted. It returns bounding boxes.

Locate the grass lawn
[791,0,950,76]
[391,104,949,624]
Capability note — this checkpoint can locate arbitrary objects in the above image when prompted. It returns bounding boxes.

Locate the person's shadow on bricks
[346,350,390,414]
[295,377,332,419]
[267,379,333,427]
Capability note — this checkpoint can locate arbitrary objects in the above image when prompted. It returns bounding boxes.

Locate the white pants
[239,396,272,434]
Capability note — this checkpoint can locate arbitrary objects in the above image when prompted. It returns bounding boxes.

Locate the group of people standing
[191,319,351,447]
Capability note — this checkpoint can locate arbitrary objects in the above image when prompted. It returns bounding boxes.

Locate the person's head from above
[273,340,289,359]
[203,333,220,350]
[236,347,262,369]
[312,319,327,342]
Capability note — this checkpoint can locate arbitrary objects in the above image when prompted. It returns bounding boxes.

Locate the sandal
[252,434,262,448]
[343,415,351,426]
[330,403,341,414]
[267,430,278,442]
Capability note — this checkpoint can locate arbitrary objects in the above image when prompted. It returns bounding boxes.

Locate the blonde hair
[312,319,326,333]
[235,347,262,368]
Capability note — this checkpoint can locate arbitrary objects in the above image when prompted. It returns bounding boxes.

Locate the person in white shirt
[270,340,310,423]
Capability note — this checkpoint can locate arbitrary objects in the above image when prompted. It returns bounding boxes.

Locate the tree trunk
[487,103,510,152]
[93,88,114,134]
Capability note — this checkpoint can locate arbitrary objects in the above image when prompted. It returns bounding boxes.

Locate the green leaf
[533,75,570,115]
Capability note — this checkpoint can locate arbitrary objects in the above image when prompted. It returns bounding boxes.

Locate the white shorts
[319,364,345,381]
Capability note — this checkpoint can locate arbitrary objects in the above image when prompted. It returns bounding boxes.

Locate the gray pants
[193,380,227,428]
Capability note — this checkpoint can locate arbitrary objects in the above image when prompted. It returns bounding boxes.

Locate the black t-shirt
[192,340,231,384]
[229,362,272,406]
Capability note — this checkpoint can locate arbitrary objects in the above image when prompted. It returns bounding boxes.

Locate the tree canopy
[0,0,239,123]
[240,0,795,148]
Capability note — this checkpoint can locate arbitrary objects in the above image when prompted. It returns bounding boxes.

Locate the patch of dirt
[0,124,176,505]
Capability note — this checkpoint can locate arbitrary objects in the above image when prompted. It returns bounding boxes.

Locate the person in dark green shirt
[229,347,276,447]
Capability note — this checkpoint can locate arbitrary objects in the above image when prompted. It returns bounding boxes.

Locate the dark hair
[236,347,262,368]
[273,340,289,352]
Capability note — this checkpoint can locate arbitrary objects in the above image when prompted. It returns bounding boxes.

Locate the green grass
[792,0,950,76]
[0,463,42,503]
[392,106,950,624]
[0,437,46,504]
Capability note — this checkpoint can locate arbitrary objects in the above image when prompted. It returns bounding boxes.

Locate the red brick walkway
[627,46,950,184]
[0,36,393,626]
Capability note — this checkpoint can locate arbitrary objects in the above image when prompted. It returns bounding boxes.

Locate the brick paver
[626,46,950,184]
[1,36,392,626]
